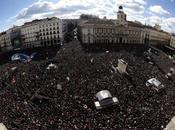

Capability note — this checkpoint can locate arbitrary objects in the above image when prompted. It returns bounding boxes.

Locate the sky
[0,0,175,33]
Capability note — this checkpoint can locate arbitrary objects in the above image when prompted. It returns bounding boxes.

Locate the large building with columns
[21,17,63,48]
[79,6,171,45]
[0,17,63,51]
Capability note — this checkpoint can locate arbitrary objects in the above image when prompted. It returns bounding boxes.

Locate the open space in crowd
[0,40,175,130]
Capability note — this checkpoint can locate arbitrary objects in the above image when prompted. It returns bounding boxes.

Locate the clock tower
[117,6,127,26]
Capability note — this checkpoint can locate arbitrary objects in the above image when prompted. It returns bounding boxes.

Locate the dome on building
[119,6,123,10]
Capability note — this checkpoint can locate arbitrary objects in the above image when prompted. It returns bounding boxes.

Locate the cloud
[7,0,175,33]
[148,5,170,16]
[14,1,56,19]
[12,0,147,20]
[162,17,175,33]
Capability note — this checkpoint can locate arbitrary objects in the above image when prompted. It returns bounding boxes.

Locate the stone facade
[170,34,175,48]
[80,6,171,46]
[0,17,63,51]
[0,29,12,51]
[145,26,170,45]
[21,17,62,48]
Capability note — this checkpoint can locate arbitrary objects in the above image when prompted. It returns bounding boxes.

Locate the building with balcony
[39,17,62,47]
[0,32,7,51]
[0,17,63,51]
[145,25,170,45]
[170,34,175,48]
[21,20,40,48]
[79,6,145,44]
[21,17,63,48]
[79,6,171,46]
[0,29,13,52]
[10,26,22,49]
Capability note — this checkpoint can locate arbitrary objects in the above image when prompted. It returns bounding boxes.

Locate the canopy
[11,53,30,62]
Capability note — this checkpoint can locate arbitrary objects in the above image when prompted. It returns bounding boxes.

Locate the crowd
[0,40,175,130]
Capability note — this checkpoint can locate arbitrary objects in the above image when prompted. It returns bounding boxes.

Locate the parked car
[94,90,118,110]
[145,78,165,92]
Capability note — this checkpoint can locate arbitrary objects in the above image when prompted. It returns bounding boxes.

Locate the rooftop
[83,19,115,25]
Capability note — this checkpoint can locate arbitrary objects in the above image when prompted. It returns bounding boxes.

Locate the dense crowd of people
[0,40,175,129]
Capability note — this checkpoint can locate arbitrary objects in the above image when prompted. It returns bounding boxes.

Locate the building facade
[21,17,63,48]
[80,20,115,44]
[21,20,40,48]
[80,6,171,45]
[10,26,22,49]
[0,17,63,51]
[0,29,13,52]
[0,32,7,51]
[39,17,62,47]
[79,6,146,44]
[170,34,175,48]
[145,26,170,45]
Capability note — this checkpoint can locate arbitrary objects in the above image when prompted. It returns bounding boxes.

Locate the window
[99,29,101,33]
[88,29,90,34]
[88,37,90,43]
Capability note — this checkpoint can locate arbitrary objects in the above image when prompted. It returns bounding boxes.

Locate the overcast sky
[0,0,175,33]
